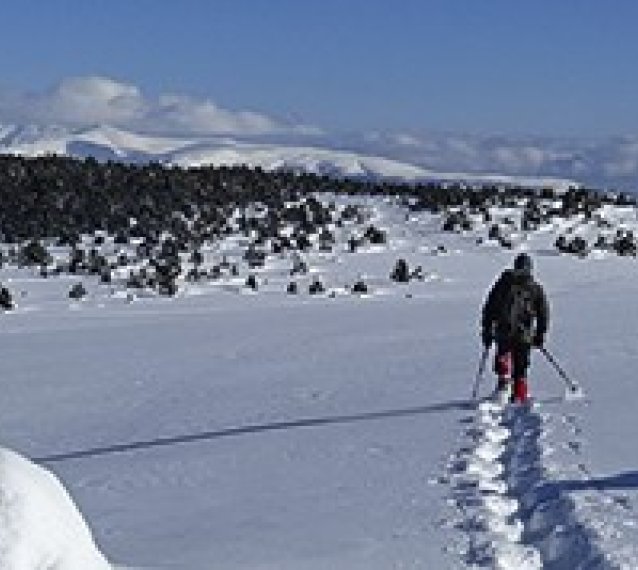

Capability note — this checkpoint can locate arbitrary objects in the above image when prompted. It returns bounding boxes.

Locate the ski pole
[471,347,490,400]
[539,347,579,393]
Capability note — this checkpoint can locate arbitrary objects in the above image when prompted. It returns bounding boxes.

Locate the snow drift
[0,447,110,570]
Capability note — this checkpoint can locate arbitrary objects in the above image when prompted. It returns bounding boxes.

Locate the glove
[533,332,545,348]
[481,327,493,348]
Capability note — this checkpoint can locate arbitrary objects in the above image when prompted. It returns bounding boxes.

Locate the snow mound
[0,447,110,570]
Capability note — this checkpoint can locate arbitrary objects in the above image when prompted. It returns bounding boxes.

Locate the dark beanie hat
[514,253,533,274]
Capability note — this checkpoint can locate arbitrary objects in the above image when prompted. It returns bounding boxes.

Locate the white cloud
[0,76,318,136]
[52,77,146,124]
[154,94,279,135]
[491,145,551,172]
[390,133,423,147]
[354,131,638,190]
[603,140,638,177]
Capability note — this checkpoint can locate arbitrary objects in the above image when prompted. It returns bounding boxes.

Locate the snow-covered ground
[1,196,638,568]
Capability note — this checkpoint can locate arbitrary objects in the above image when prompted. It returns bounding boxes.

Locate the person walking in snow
[481,253,549,403]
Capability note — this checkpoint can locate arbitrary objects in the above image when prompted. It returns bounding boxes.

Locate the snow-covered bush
[0,286,13,310]
[352,279,368,294]
[390,259,410,283]
[347,236,361,253]
[364,225,387,244]
[442,211,471,232]
[613,230,637,257]
[19,240,51,267]
[318,229,335,250]
[309,278,325,295]
[488,224,502,241]
[68,282,87,300]
[411,265,425,281]
[290,258,308,276]
[556,235,589,257]
[245,274,258,291]
[243,245,266,268]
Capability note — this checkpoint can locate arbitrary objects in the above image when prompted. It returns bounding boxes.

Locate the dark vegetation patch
[0,153,634,307]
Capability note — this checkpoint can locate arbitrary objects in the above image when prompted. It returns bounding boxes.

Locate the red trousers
[494,341,531,401]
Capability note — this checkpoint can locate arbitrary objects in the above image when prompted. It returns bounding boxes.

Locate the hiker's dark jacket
[481,269,549,343]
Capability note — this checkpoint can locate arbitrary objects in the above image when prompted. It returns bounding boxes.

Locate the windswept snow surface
[0,196,638,567]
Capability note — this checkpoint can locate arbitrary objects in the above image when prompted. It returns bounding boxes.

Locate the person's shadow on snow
[34,398,475,464]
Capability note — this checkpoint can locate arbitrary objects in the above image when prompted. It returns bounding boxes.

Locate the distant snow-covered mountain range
[0,123,581,190]
[0,75,635,192]
[1,122,636,193]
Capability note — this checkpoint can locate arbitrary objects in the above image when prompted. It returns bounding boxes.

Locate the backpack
[499,278,536,343]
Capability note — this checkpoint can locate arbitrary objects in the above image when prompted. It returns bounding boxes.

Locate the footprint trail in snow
[441,396,638,569]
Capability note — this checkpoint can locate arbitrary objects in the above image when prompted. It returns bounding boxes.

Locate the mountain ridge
[0,123,580,191]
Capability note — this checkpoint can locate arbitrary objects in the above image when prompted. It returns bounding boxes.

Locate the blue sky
[0,0,637,137]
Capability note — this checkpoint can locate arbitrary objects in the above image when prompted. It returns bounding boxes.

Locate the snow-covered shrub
[186,266,207,282]
[442,211,471,232]
[364,225,387,244]
[522,204,542,231]
[290,258,308,276]
[340,204,361,222]
[572,236,588,256]
[593,235,608,250]
[555,235,589,257]
[243,245,266,268]
[352,280,368,294]
[19,240,51,267]
[347,236,361,253]
[308,278,325,295]
[391,259,410,283]
[613,231,637,257]
[499,236,514,249]
[153,258,181,296]
[245,274,258,291]
[68,282,87,300]
[0,286,13,310]
[488,224,502,241]
[295,234,312,251]
[209,265,221,280]
[87,250,108,275]
[411,265,425,281]
[190,249,203,266]
[157,279,178,296]
[318,229,334,252]
[555,235,568,253]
